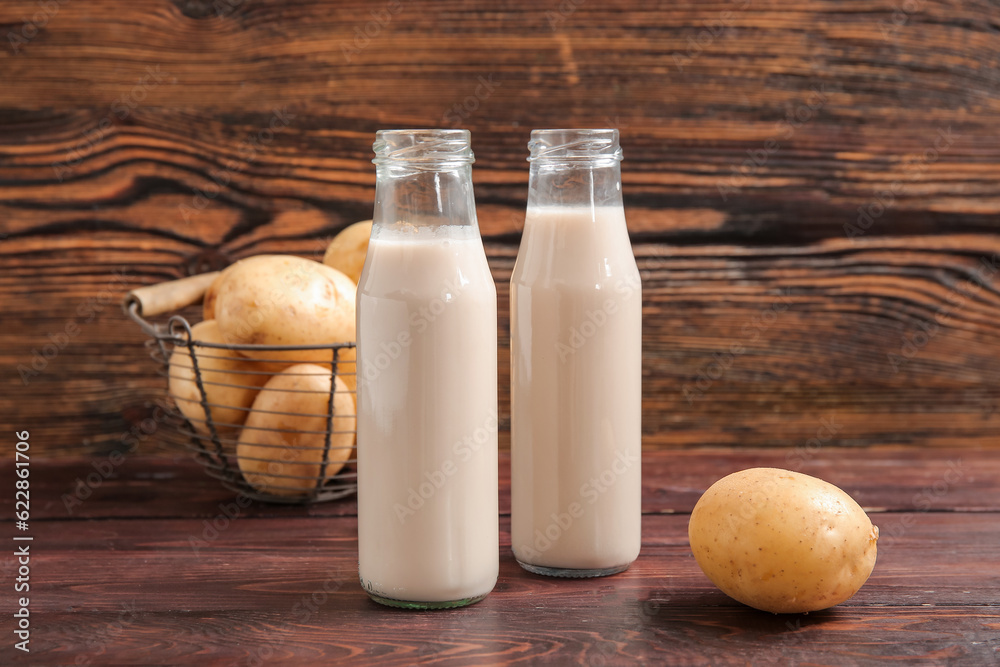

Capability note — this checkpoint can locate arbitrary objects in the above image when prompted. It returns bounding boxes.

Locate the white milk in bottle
[510,129,642,577]
[357,129,498,608]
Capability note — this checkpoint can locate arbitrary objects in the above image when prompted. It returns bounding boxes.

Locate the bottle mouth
[373,129,475,166]
[527,129,622,163]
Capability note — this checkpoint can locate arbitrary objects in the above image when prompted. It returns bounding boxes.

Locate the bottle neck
[526,160,623,211]
[371,129,478,232]
[373,162,478,230]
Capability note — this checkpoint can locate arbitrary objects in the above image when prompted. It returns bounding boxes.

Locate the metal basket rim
[122,285,358,505]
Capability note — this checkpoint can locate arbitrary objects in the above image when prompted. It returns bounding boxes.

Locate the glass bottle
[510,129,642,577]
[356,129,499,608]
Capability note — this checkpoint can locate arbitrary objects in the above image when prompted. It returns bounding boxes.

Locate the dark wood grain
[1,476,997,665]
[5,238,1000,457]
[19,607,1000,666]
[4,448,998,522]
[2,1,1000,456]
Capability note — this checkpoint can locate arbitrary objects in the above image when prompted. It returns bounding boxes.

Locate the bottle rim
[527,129,622,163]
[373,129,475,166]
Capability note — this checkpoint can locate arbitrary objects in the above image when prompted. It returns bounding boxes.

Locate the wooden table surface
[3,1,1000,460]
[3,447,999,666]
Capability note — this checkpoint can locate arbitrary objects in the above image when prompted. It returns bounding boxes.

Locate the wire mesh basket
[123,272,357,504]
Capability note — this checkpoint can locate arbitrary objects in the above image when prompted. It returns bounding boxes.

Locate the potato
[688,467,879,614]
[322,220,373,285]
[213,254,357,388]
[237,363,355,497]
[202,270,225,321]
[168,320,270,434]
[203,256,282,321]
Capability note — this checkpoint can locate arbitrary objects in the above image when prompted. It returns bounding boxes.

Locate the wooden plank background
[1,0,999,457]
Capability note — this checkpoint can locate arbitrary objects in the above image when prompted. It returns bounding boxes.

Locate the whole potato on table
[322,220,373,285]
[168,320,270,434]
[688,467,879,614]
[213,255,357,389]
[237,363,355,498]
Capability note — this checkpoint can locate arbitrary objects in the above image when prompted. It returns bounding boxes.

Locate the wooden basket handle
[123,272,219,318]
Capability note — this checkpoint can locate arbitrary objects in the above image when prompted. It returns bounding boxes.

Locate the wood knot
[171,0,235,20]
[185,248,233,276]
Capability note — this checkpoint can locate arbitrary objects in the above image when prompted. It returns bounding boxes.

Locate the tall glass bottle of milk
[510,129,642,577]
[357,129,499,608]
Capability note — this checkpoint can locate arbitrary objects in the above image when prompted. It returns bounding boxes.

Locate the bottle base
[516,560,631,578]
[365,591,489,610]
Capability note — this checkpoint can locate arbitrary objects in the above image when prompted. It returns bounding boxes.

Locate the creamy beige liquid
[511,206,642,572]
[357,225,499,603]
